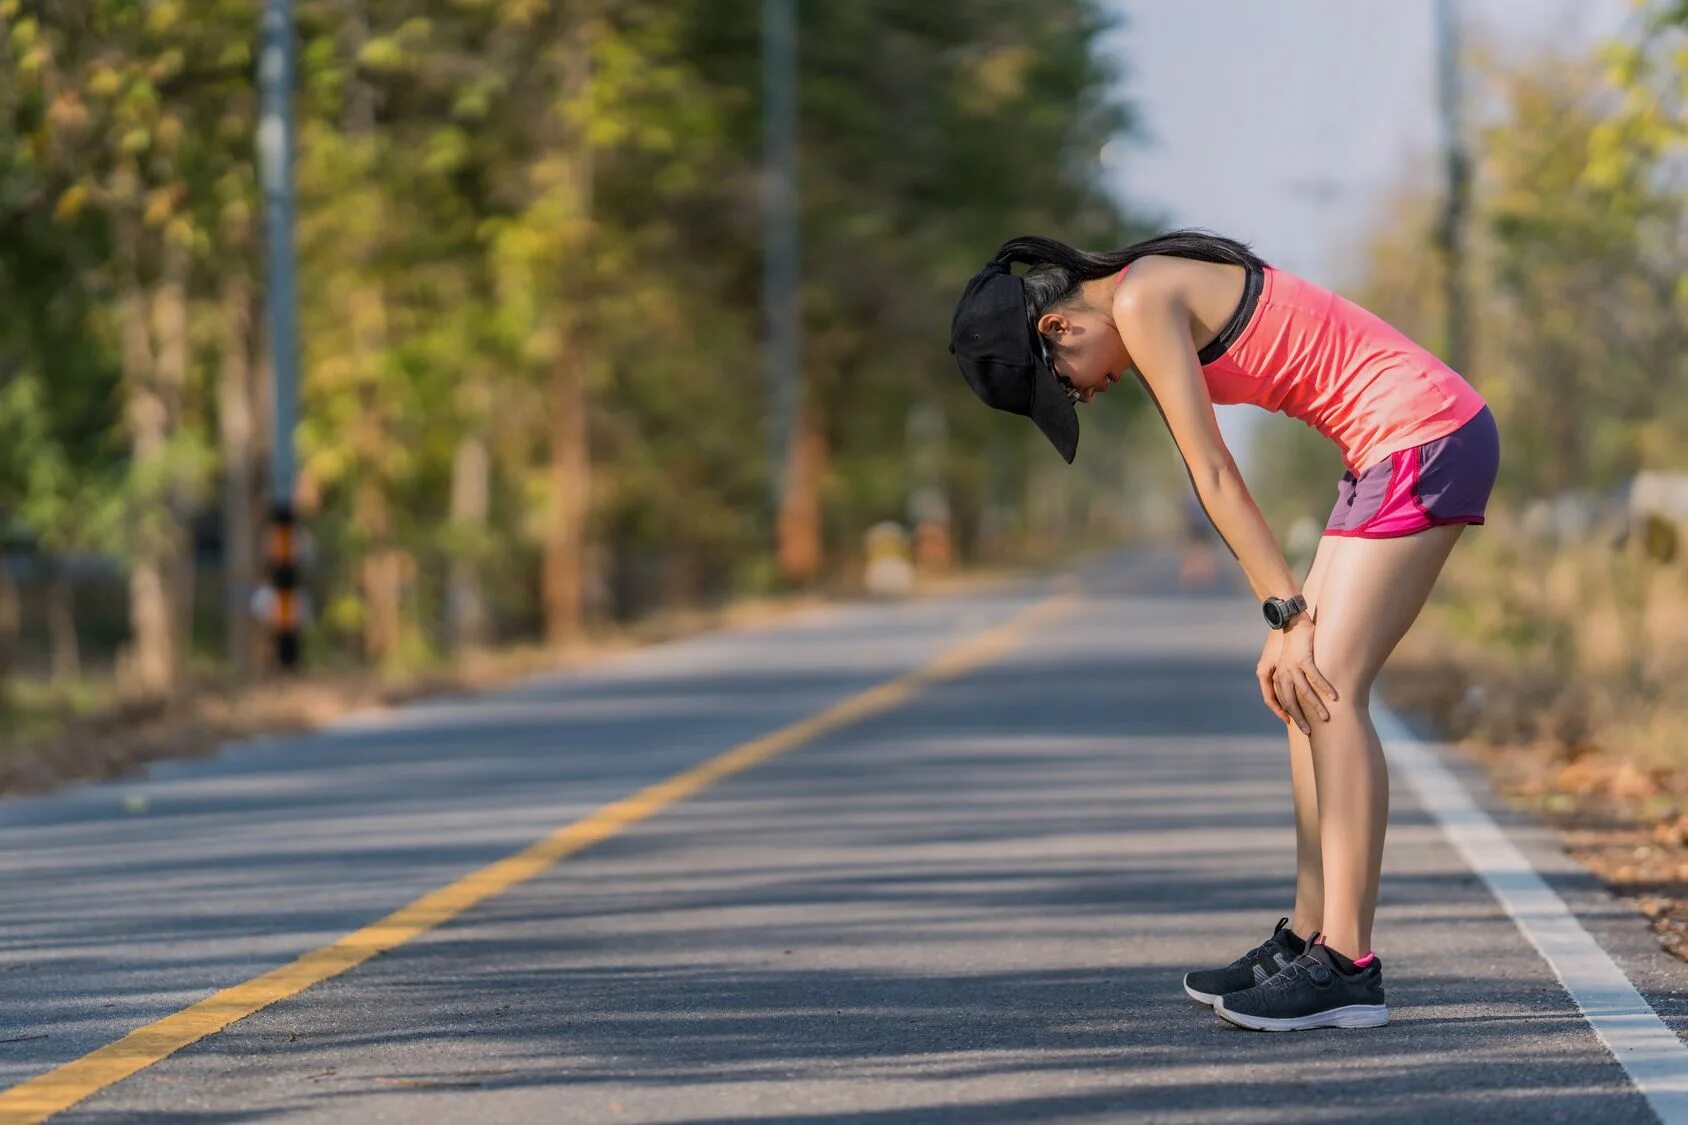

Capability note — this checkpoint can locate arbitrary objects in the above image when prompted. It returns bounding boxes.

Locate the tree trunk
[543,348,590,645]
[0,548,18,682]
[217,268,260,682]
[353,431,405,666]
[448,429,491,653]
[541,19,595,646]
[351,385,403,667]
[112,214,196,702]
[776,397,827,585]
[340,5,407,667]
[121,276,182,699]
[358,539,407,664]
[662,550,700,609]
[47,558,80,684]
[350,285,404,665]
[156,235,194,691]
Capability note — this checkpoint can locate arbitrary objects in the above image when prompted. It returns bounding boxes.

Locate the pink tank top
[1118,261,1486,474]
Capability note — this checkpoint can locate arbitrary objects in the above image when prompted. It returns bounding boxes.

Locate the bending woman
[947,229,1500,1032]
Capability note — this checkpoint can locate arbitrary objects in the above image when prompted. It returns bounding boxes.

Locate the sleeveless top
[1116,260,1487,475]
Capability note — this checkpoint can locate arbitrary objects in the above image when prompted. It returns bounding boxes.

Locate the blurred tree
[1,0,252,699]
[1480,52,1678,492]
[0,375,126,681]
[1260,7,1686,510]
[0,0,1142,694]
[1585,1,1687,471]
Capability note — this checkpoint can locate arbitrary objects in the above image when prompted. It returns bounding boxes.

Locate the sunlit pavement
[3,545,1686,1123]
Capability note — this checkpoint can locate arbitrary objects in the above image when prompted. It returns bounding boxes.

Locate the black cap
[948,259,1079,464]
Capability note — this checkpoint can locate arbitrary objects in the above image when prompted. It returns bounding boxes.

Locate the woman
[948,229,1500,1032]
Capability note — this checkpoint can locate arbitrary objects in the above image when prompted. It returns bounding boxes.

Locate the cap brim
[1026,350,1080,464]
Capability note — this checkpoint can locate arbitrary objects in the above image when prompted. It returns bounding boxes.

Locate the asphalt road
[4,545,1688,1123]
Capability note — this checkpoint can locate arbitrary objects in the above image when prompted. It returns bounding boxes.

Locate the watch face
[1263,601,1281,627]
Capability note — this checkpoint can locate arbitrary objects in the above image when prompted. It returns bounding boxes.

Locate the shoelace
[1259,927,1335,991]
[1230,915,1294,969]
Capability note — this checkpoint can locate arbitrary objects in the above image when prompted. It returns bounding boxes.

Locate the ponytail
[992,228,1268,317]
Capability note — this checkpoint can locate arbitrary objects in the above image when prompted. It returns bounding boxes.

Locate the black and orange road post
[263,502,301,669]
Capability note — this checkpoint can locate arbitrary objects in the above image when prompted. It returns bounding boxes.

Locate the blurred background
[0,1,1683,788]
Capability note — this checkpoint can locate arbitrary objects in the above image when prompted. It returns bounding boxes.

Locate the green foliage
[1257,2,1687,505]
[1,0,1140,678]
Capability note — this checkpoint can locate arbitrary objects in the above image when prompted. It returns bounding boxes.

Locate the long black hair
[992,228,1268,319]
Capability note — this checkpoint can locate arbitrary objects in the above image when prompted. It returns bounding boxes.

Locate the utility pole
[258,0,302,668]
[761,0,801,531]
[1434,0,1471,375]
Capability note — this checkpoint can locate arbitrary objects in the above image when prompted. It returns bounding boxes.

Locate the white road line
[1376,703,1688,1123]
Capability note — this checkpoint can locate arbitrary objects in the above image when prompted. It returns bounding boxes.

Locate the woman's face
[1036,301,1130,404]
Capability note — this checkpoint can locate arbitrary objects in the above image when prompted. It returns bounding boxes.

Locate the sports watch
[1262,594,1307,630]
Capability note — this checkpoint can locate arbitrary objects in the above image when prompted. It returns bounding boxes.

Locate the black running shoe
[1214,930,1388,1031]
[1182,916,1305,1006]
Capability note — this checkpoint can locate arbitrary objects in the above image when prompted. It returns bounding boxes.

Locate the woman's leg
[1286,534,1340,941]
[1304,522,1468,958]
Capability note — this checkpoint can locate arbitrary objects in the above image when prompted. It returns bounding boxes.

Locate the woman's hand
[1256,617,1339,735]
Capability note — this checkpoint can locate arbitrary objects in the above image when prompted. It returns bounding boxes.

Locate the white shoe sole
[1215,998,1388,1031]
[1183,979,1222,1006]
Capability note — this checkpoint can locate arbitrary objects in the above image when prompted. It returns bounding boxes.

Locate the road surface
[4,546,1688,1122]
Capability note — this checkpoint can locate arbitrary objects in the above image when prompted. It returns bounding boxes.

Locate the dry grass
[1386,506,1687,773]
[1380,507,1688,959]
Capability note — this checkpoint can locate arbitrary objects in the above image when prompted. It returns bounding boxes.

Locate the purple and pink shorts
[1324,404,1500,538]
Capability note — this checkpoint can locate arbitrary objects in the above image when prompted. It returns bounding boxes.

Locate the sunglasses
[1032,329,1081,403]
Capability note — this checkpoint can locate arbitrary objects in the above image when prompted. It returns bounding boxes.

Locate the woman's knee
[1306,631,1378,709]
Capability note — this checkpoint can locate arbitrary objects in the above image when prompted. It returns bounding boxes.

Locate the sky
[1095,0,1640,470]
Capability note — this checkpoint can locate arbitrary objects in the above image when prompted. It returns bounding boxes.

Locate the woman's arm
[1113,279,1301,608]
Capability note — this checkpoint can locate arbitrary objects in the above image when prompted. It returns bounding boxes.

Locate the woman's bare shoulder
[1114,254,1193,310]
[1117,254,1247,317]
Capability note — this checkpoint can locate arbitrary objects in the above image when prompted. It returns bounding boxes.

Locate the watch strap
[1264,594,1307,629]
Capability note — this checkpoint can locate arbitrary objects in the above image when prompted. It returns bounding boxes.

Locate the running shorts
[1323,403,1500,538]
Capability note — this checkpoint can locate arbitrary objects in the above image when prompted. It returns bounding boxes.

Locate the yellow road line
[0,590,1075,1124]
